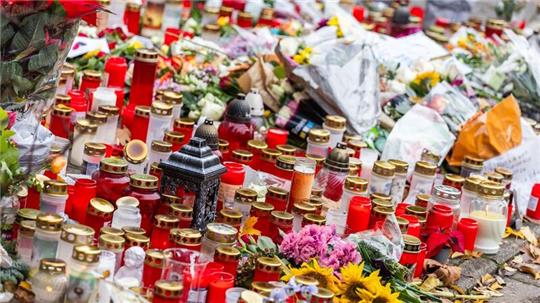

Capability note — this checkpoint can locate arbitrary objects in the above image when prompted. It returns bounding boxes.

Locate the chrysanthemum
[335,263,383,303]
[282,259,340,293]
[356,282,401,303]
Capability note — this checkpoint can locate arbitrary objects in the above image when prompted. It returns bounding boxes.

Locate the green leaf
[28,44,59,72]
[0,109,8,131]
[0,61,22,85]
[190,6,202,23]
[11,75,34,96]
[273,65,286,79]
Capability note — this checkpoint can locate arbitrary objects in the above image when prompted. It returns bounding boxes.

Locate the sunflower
[356,283,401,303]
[335,263,383,303]
[282,259,340,293]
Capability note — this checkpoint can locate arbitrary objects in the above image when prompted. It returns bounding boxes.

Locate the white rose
[200,101,225,121]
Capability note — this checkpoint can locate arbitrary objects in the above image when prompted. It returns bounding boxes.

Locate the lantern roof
[159,137,226,181]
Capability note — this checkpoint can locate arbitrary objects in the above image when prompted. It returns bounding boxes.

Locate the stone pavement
[451,221,540,302]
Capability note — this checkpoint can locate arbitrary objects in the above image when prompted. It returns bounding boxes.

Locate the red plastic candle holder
[457,218,478,252]
[346,196,371,234]
[207,272,234,303]
[425,204,453,232]
[266,128,288,149]
[103,56,127,88]
[72,178,97,224]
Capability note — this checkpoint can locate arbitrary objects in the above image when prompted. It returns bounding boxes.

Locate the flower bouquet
[0,0,100,113]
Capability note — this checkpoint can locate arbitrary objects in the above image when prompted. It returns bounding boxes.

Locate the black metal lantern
[159,137,226,231]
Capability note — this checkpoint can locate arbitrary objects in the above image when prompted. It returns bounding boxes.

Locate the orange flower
[50,156,67,174]
[241,216,261,236]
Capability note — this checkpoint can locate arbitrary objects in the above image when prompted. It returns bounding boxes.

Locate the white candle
[470,210,506,254]
[91,87,117,112]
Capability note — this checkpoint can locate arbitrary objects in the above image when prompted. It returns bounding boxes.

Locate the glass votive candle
[425,204,453,232]
[302,213,326,227]
[265,186,289,212]
[170,228,202,251]
[40,180,68,214]
[369,206,393,229]
[82,142,106,177]
[369,161,395,195]
[289,157,316,209]
[388,159,409,205]
[85,198,114,237]
[253,257,281,282]
[460,156,484,178]
[173,118,195,146]
[415,194,431,208]
[56,224,95,263]
[153,280,183,303]
[269,211,293,244]
[214,246,240,279]
[259,148,282,175]
[169,203,193,228]
[306,129,330,158]
[414,242,427,278]
[266,128,288,149]
[200,223,238,259]
[250,202,274,236]
[217,208,243,231]
[98,234,125,272]
[400,214,421,238]
[143,248,165,289]
[31,213,63,267]
[17,220,35,264]
[247,139,267,169]
[150,215,179,249]
[340,176,369,214]
[430,185,461,222]
[219,162,246,210]
[31,258,68,303]
[292,202,316,232]
[233,188,258,222]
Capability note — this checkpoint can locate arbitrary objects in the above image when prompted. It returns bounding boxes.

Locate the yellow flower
[50,156,67,174]
[282,259,340,293]
[240,216,260,236]
[335,263,383,303]
[327,16,339,27]
[83,49,101,59]
[130,40,144,50]
[412,71,440,87]
[293,47,312,65]
[217,16,230,28]
[356,283,401,303]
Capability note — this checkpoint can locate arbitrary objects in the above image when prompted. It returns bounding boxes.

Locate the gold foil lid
[204,24,220,32]
[100,226,125,237]
[270,211,293,224]
[72,245,101,264]
[135,48,158,63]
[402,235,421,253]
[205,223,238,243]
[17,208,39,222]
[61,224,95,244]
[372,206,393,217]
[154,214,179,229]
[276,155,295,171]
[308,129,330,143]
[219,6,233,16]
[232,149,253,162]
[495,167,512,180]
[348,158,362,176]
[125,233,150,249]
[88,198,114,220]
[276,144,296,156]
[83,69,101,81]
[170,203,193,219]
[130,174,158,189]
[144,249,165,268]
[122,226,147,236]
[126,2,141,11]
[162,194,181,205]
[311,187,323,198]
[414,161,436,176]
[261,148,282,162]
[478,181,505,199]
[238,11,252,20]
[170,228,202,246]
[219,139,229,152]
[415,194,431,207]
[306,153,325,167]
[218,208,243,226]
[293,202,316,215]
[215,246,240,262]
[100,157,128,174]
[324,115,346,130]
[239,290,264,303]
[43,180,68,196]
[296,275,319,286]
[162,91,183,105]
[154,280,183,299]
[348,140,367,151]
[151,101,173,116]
[86,111,107,124]
[36,213,63,232]
[164,130,184,145]
[251,281,275,296]
[405,205,427,219]
[55,94,71,105]
[260,7,274,19]
[444,174,464,186]
[135,105,151,118]
[84,142,106,156]
[303,213,326,225]
[267,186,288,200]
[234,188,258,204]
[463,176,484,192]
[256,257,281,273]
[370,192,392,202]
[19,220,35,235]
[396,216,409,232]
[388,159,408,174]
[251,202,274,212]
[52,104,73,116]
[75,119,98,134]
[39,258,66,274]
[485,172,504,184]
[463,155,484,169]
[248,139,268,151]
[150,162,162,175]
[98,105,120,116]
[372,161,395,177]
[98,234,125,251]
[305,196,323,212]
[372,198,393,210]
[174,118,195,129]
[151,140,173,153]
[124,140,148,164]
[61,63,75,76]
[344,176,368,192]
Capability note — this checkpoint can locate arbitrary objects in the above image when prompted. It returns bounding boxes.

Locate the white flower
[395,66,416,83]
[387,80,407,94]
[182,18,198,32]
[270,84,285,98]
[200,100,225,120]
[188,110,201,120]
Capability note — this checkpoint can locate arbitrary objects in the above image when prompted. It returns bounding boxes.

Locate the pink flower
[7,111,16,129]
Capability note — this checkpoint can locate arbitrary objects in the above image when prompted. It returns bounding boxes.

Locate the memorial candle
[289,158,316,210]
[129,49,158,107]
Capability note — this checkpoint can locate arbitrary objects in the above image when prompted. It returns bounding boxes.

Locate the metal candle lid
[86,111,107,124]
[164,130,184,145]
[495,167,512,181]
[344,176,368,192]
[36,213,63,232]
[444,174,464,188]
[324,143,350,172]
[134,105,151,118]
[130,174,159,189]
[276,144,296,156]
[61,224,95,244]
[43,180,68,196]
[150,101,173,116]
[248,140,268,151]
[100,157,128,174]
[144,249,165,268]
[215,246,240,262]
[270,211,294,224]
[135,48,158,63]
[266,186,288,200]
[276,155,295,171]
[98,105,119,116]
[55,94,71,105]
[154,214,179,229]
[218,139,229,153]
[388,159,408,174]
[432,185,461,201]
[174,118,195,129]
[75,119,98,134]
[124,139,148,164]
[122,226,147,236]
[151,140,173,153]
[415,194,431,208]
[256,257,281,273]
[251,281,275,296]
[72,245,101,264]
[324,115,346,130]
[261,148,282,162]
[205,223,238,243]
[218,209,243,226]
[170,203,193,220]
[232,149,253,162]
[303,213,326,226]
[170,228,202,246]
[52,104,73,116]
[402,235,421,253]
[414,161,436,176]
[462,155,484,169]
[162,91,183,105]
[98,234,125,251]
[82,69,101,81]
[125,233,150,249]
[234,188,258,204]
[370,192,392,202]
[308,129,330,143]
[463,176,484,192]
[154,280,183,299]
[194,119,219,150]
[485,172,504,184]
[162,194,181,205]
[372,161,395,177]
[100,226,125,237]
[293,202,316,215]
[84,142,106,156]
[478,181,505,199]
[39,258,66,274]
[87,198,114,220]
[16,208,38,223]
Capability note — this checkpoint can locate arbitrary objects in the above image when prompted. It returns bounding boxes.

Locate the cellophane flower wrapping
[0,1,86,115]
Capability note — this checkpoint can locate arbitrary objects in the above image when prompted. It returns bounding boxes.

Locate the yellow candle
[469,210,506,254]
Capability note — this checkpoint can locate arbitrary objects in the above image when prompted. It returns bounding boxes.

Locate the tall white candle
[470,210,506,254]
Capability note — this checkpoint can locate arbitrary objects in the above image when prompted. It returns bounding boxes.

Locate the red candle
[170,228,202,251]
[72,178,97,223]
[64,184,75,218]
[236,11,253,28]
[163,130,185,152]
[112,87,125,111]
[457,218,478,252]
[218,140,230,162]
[92,158,130,206]
[266,128,288,149]
[399,214,421,238]
[425,204,453,232]
[153,280,182,303]
[128,49,158,108]
[265,186,289,212]
[49,105,73,139]
[79,70,102,95]
[414,242,427,278]
[216,209,242,231]
[214,246,240,279]
[207,272,235,303]
[85,198,114,238]
[143,249,164,289]
[253,257,281,282]
[68,90,89,126]
[218,162,245,211]
[103,56,127,88]
[269,211,293,244]
[250,202,274,236]
[124,3,141,35]
[156,194,181,215]
[125,174,161,234]
[150,215,179,249]
[130,105,150,141]
[173,118,195,146]
[259,148,282,175]
[346,196,371,234]
[169,203,193,228]
[399,235,421,272]
[274,156,294,181]
[247,139,267,170]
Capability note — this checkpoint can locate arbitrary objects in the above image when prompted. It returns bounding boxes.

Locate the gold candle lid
[170,228,202,246]
[255,257,281,273]
[215,246,240,262]
[432,185,461,201]
[151,140,173,153]
[260,7,274,19]
[251,281,275,296]
[60,224,95,244]
[39,258,66,274]
[16,208,38,222]
[396,216,409,233]
[162,194,181,205]
[296,275,319,286]
[170,203,193,220]
[135,48,158,63]
[234,188,258,204]
[86,111,107,124]
[372,198,393,210]
[276,155,295,171]
[164,130,184,145]
[303,213,326,225]
[239,290,264,303]
[125,233,150,249]
[495,167,512,180]
[405,205,427,219]
[154,214,179,229]
[415,194,431,207]
[421,149,441,165]
[55,94,71,105]
[444,174,464,187]
[370,192,391,202]
[218,208,243,226]
[130,174,159,189]
[247,140,268,151]
[462,155,484,169]
[463,176,484,192]
[98,234,125,251]
[162,91,183,105]
[135,105,151,118]
[100,157,128,174]
[82,69,102,81]
[324,115,346,130]
[151,101,173,116]
[311,187,323,198]
[276,144,296,156]
[203,24,220,32]
[174,118,195,129]
[144,249,165,268]
[19,220,35,236]
[43,180,68,196]
[305,196,323,212]
[372,206,393,217]
[126,2,140,11]
[232,149,253,162]
[205,223,238,243]
[238,11,253,20]
[72,245,101,264]
[251,202,274,213]
[348,158,362,176]
[98,105,119,116]
[344,176,368,192]
[372,161,395,177]
[36,213,63,232]
[347,139,367,152]
[270,211,293,224]
[485,172,504,184]
[308,129,330,143]
[84,142,106,156]
[388,159,408,174]
[87,198,114,220]
[100,226,125,237]
[218,139,229,153]
[402,235,421,253]
[61,63,75,76]
[150,162,162,175]
[261,148,282,162]
[154,280,183,299]
[219,6,233,16]
[414,161,436,176]
[266,186,288,200]
[293,202,316,215]
[478,181,505,199]
[52,104,73,116]
[124,139,148,164]
[122,226,147,236]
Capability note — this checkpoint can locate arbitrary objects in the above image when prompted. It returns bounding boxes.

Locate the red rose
[59,0,100,19]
